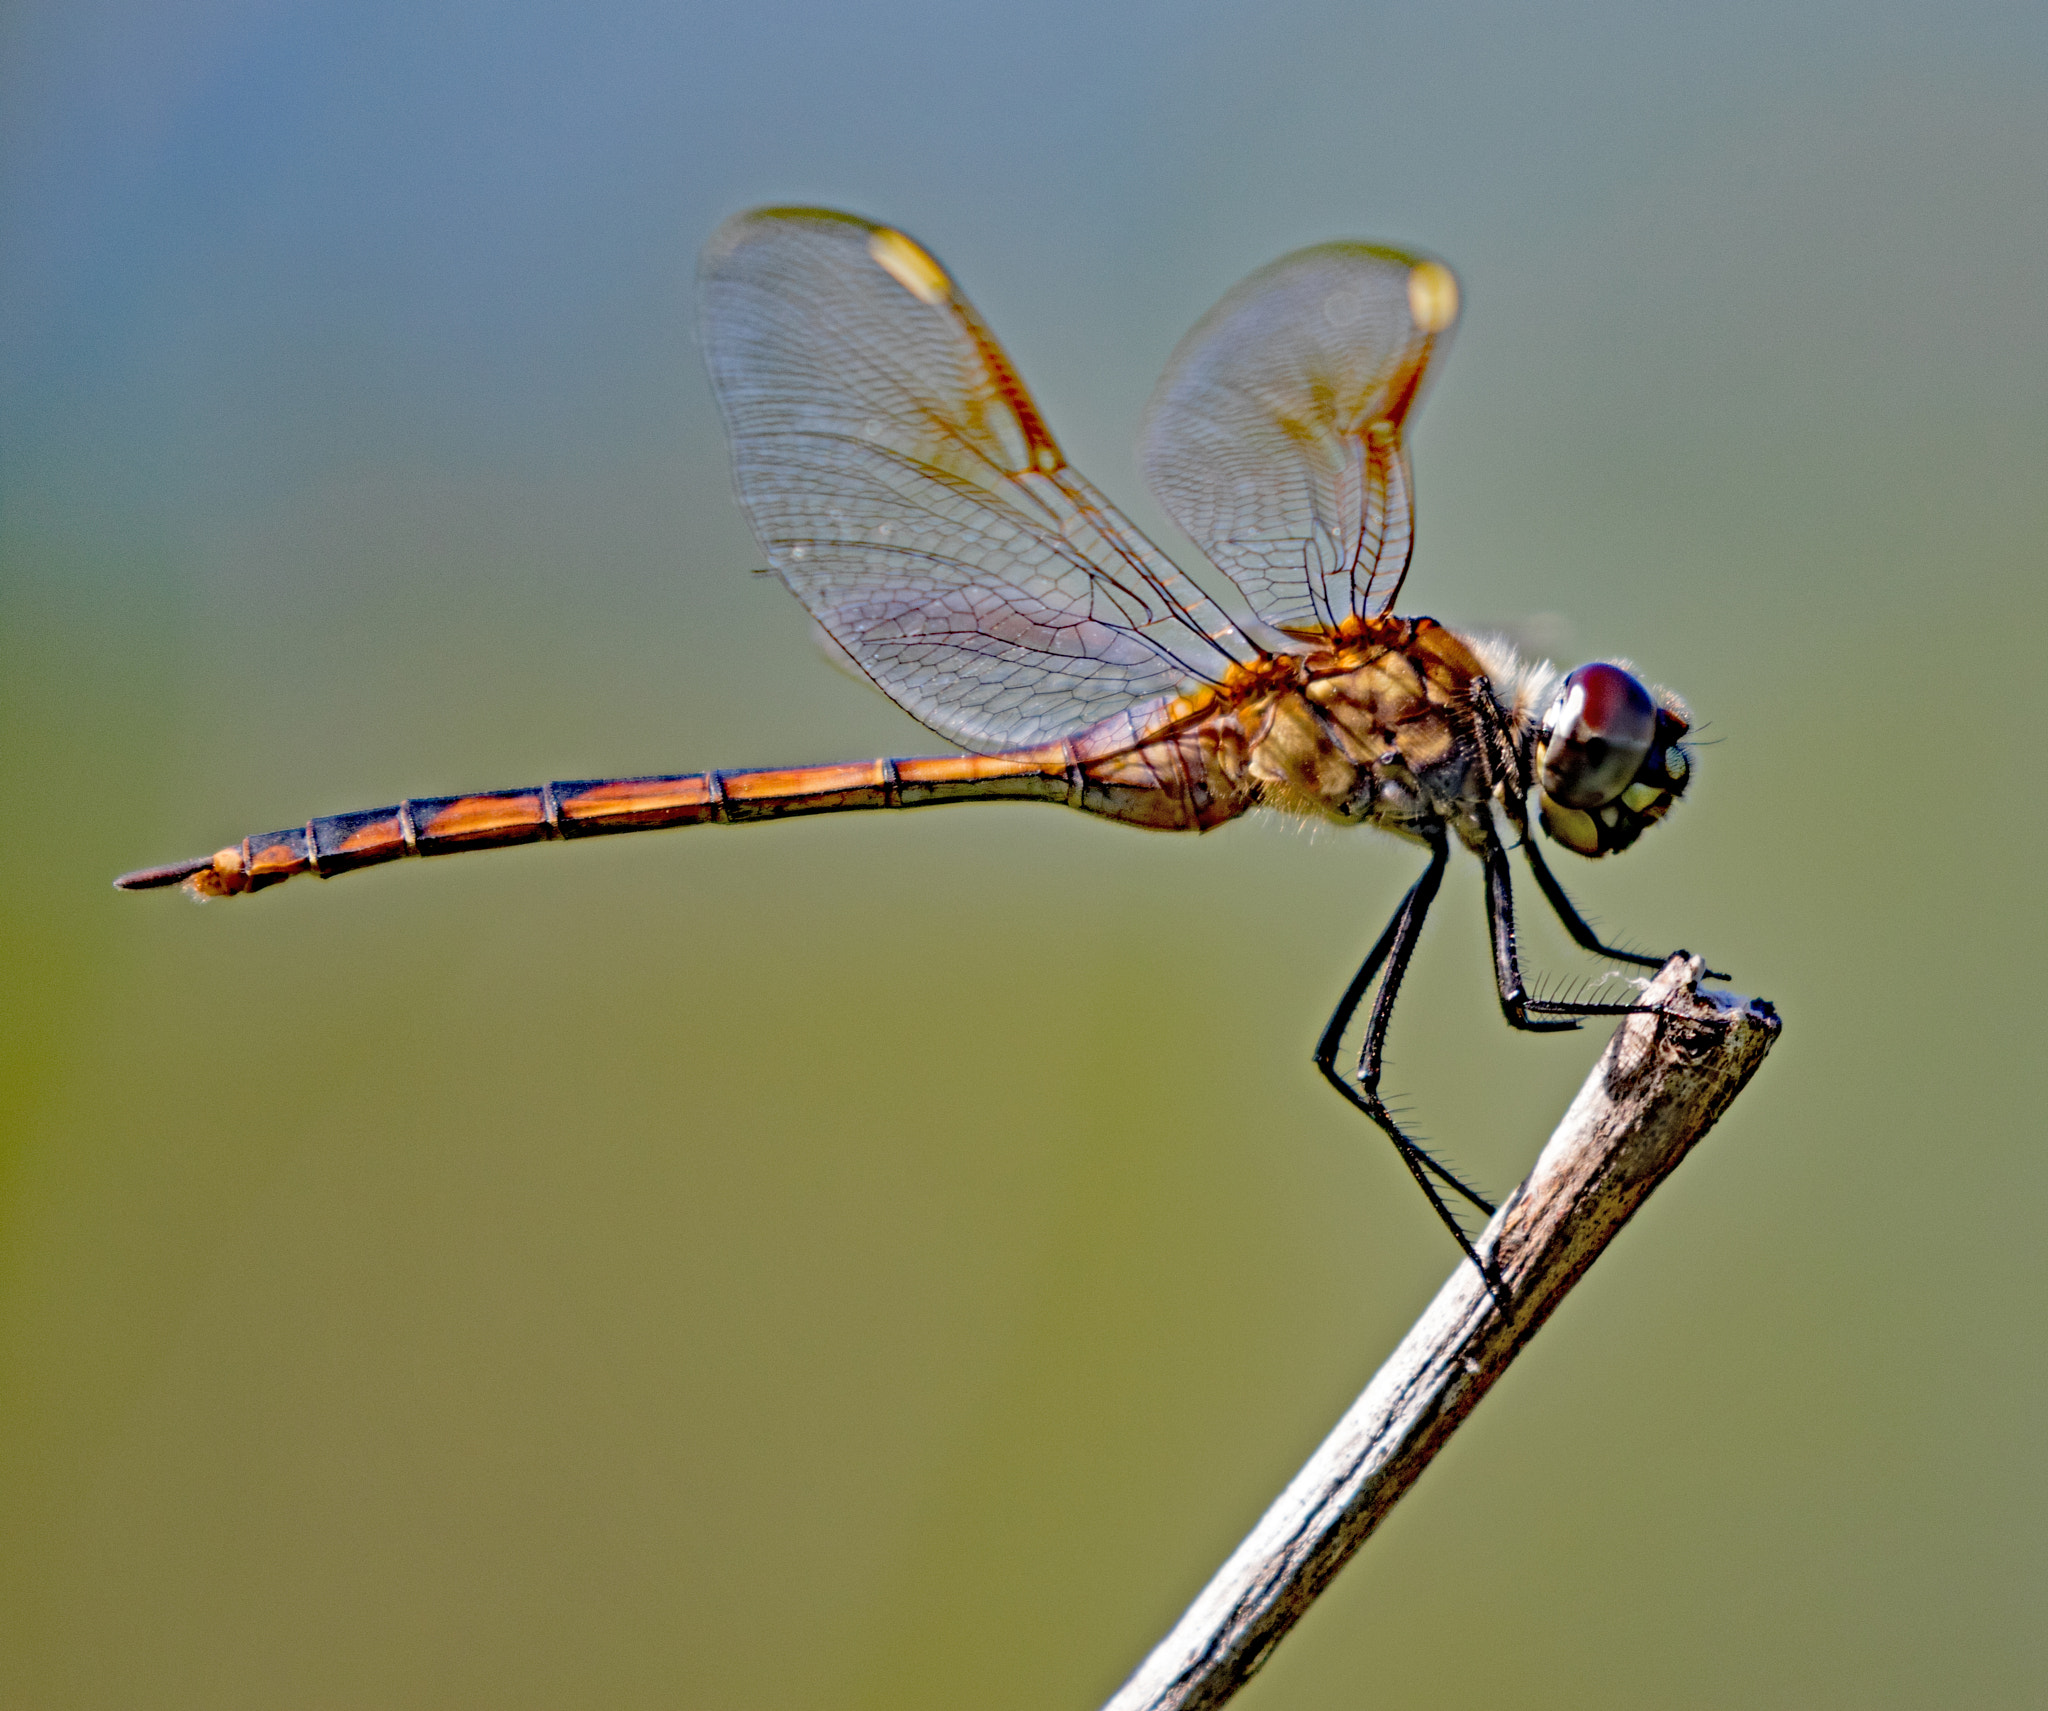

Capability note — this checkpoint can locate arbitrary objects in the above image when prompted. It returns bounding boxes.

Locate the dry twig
[1103,955,1781,1711]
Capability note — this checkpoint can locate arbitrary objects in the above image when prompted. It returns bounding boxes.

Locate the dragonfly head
[1534,662,1691,857]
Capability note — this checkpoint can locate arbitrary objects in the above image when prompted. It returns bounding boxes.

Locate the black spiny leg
[1516,818,1728,982]
[1314,827,1501,1288]
[1516,822,1665,970]
[1484,820,1653,1029]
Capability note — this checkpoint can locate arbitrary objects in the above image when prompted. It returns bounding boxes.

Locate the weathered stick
[1102,955,1780,1711]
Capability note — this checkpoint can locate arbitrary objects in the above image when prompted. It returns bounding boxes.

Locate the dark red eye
[1539,663,1656,809]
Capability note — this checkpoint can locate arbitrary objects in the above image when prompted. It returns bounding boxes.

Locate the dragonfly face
[1534,662,1693,857]
[118,207,1718,1290]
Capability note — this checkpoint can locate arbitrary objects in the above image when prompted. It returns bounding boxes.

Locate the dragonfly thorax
[1238,617,1498,840]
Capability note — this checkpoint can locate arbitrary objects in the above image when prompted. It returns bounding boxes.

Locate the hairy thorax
[1066,616,1552,840]
[1237,617,1510,845]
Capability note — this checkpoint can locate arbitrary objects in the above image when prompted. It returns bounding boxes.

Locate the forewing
[700,208,1248,753]
[1140,243,1459,635]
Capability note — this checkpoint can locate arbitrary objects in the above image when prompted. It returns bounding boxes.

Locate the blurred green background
[3,1,2043,1706]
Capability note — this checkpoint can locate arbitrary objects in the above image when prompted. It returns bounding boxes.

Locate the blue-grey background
[4,2,2044,1705]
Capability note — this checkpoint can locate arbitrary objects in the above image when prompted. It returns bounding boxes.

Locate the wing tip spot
[869,228,951,305]
[1407,262,1459,333]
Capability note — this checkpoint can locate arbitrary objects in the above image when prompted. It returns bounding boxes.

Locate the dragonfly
[118,206,1710,1283]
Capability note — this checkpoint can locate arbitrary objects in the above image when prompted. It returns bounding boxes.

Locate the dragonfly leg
[1484,820,1654,1030]
[1313,828,1503,1293]
[1517,818,1728,980]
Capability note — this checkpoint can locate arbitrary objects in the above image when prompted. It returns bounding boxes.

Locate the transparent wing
[700,208,1252,753]
[1139,242,1460,635]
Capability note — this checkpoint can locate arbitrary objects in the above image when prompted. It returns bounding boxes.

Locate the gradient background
[4,2,2044,1706]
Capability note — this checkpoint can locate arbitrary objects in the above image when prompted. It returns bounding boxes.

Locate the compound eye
[1539,663,1657,809]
